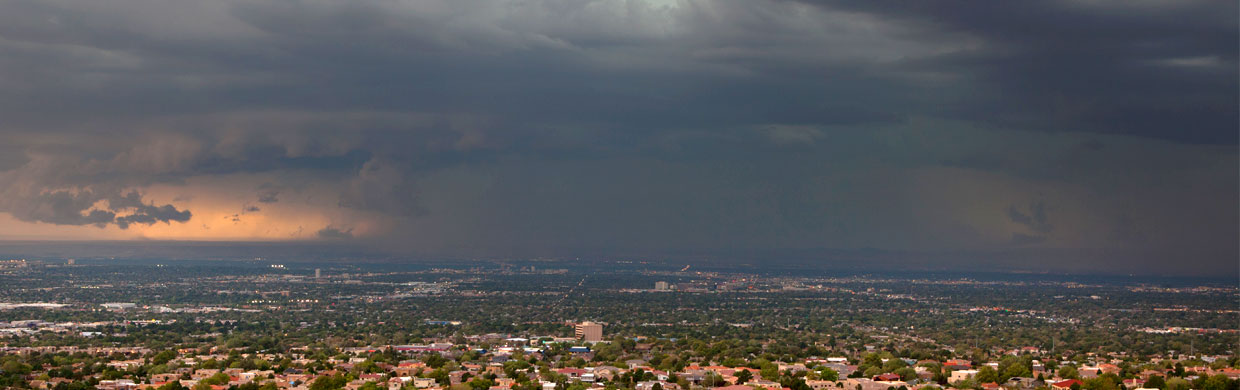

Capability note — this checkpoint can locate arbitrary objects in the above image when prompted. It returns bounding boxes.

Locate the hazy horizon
[0,240,1235,280]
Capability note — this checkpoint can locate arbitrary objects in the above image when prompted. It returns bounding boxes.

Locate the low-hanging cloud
[316,226,353,239]
[2,188,190,229]
[256,187,281,203]
[337,158,425,218]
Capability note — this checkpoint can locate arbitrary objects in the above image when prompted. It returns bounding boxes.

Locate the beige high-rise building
[575,321,603,342]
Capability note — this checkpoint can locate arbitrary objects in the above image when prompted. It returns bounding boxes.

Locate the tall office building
[655,281,669,291]
[315,268,321,278]
[575,321,603,342]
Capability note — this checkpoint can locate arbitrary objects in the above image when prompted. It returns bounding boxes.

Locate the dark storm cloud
[1,0,1231,144]
[18,191,119,228]
[0,0,946,141]
[114,204,193,229]
[0,0,1233,275]
[6,189,191,229]
[813,0,1239,144]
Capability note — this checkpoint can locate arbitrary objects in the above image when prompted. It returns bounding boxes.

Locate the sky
[0,0,1235,276]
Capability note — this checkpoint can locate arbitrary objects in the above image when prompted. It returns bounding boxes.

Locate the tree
[1164,378,1189,390]
[1200,375,1230,390]
[1082,378,1116,390]
[201,372,231,386]
[1145,376,1165,390]
[0,360,31,375]
[675,374,690,389]
[761,366,780,381]
[977,367,999,384]
[863,367,883,378]
[883,359,908,373]
[157,381,186,390]
[819,367,839,382]
[895,367,917,381]
[424,354,448,369]
[780,376,811,390]
[703,372,726,387]
[468,377,495,390]
[1002,362,1030,380]
[310,375,348,390]
[736,370,753,384]
[152,350,178,366]
[1058,366,1080,380]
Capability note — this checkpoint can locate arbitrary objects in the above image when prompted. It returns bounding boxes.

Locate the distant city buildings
[315,268,321,278]
[0,303,66,310]
[100,303,136,311]
[575,321,603,342]
[655,281,670,291]
[0,259,28,269]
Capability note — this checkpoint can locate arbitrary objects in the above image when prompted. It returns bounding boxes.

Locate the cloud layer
[0,0,1234,275]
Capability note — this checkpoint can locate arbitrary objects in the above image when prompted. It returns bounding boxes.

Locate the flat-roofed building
[575,321,603,342]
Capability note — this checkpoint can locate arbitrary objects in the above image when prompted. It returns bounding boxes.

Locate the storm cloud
[0,0,1234,275]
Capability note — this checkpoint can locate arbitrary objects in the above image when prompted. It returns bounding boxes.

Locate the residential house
[950,370,979,383]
